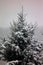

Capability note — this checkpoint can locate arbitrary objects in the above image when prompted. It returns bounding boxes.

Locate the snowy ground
[0,61,7,65]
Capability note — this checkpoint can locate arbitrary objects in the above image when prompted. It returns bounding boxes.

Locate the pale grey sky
[0,0,43,28]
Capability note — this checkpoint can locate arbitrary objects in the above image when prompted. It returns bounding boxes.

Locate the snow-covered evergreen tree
[0,8,43,65]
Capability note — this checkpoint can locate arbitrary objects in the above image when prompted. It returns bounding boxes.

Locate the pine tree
[0,8,43,65]
[0,37,6,60]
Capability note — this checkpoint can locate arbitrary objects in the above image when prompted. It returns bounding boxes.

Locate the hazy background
[0,0,43,42]
[0,0,43,27]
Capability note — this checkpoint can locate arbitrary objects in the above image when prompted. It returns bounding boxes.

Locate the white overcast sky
[0,0,43,28]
